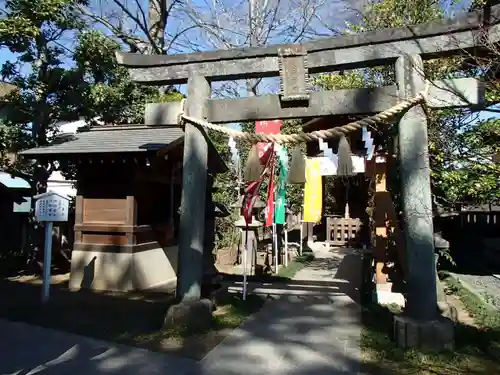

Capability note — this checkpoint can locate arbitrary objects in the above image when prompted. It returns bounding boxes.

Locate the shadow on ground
[0,277,172,338]
[359,301,500,375]
[0,247,370,375]
[7,246,500,374]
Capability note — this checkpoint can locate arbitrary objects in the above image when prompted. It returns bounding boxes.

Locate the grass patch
[122,292,266,359]
[135,293,265,341]
[360,276,500,374]
[0,278,265,360]
[442,274,500,350]
[277,251,315,279]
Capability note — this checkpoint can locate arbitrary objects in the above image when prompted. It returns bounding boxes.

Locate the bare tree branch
[76,0,188,54]
[75,3,149,52]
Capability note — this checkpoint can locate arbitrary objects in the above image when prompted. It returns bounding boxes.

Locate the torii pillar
[393,55,454,350]
[164,75,214,328]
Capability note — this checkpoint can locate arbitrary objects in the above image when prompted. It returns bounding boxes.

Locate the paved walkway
[0,244,362,375]
[204,244,362,375]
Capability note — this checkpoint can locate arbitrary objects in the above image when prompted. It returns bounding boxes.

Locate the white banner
[314,155,365,176]
[316,156,338,176]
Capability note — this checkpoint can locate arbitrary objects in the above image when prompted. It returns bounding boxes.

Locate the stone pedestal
[394,314,454,351]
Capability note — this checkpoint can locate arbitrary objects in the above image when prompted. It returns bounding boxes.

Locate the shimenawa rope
[178,81,430,144]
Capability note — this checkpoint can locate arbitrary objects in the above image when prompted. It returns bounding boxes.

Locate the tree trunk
[148,0,167,53]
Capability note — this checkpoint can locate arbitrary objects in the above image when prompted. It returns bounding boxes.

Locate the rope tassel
[288,145,306,184]
[244,144,263,181]
[337,135,354,177]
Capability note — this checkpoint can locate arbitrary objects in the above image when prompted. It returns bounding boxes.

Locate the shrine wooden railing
[326,215,362,247]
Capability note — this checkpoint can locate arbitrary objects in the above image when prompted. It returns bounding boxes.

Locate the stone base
[69,245,178,292]
[164,299,214,331]
[394,314,454,351]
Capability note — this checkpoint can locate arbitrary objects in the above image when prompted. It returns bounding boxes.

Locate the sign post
[42,221,53,302]
[33,191,70,303]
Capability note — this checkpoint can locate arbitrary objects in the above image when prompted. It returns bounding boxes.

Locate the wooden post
[125,196,137,244]
[373,155,389,286]
[74,195,83,243]
[177,75,211,302]
[42,221,54,303]
[307,222,314,244]
[395,55,437,320]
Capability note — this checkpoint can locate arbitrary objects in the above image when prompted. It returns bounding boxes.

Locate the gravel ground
[451,272,500,309]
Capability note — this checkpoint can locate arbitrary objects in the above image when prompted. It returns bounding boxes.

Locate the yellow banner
[303,158,322,223]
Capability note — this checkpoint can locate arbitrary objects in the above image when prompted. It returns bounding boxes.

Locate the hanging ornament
[244,144,263,181]
[337,135,354,177]
[288,145,306,184]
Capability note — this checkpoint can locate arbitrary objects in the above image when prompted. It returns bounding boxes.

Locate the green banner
[274,146,288,225]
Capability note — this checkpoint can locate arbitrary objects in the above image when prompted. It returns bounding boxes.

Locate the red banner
[256,120,282,163]
[242,180,261,225]
[242,145,275,225]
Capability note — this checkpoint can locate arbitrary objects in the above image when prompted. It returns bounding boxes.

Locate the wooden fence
[441,211,500,238]
[326,216,362,247]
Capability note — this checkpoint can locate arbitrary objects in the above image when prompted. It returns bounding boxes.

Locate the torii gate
[117,6,498,348]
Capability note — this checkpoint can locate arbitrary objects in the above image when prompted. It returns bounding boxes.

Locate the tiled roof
[20,125,184,156]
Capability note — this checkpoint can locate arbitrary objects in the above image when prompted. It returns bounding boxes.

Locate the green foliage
[355,0,444,31]
[0,0,85,54]
[0,0,87,179]
[315,0,500,209]
[0,0,498,254]
[0,0,181,176]
[72,30,165,125]
[208,128,240,250]
[312,72,367,90]
[443,275,500,348]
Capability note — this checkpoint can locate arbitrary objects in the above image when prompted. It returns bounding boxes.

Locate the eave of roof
[19,124,229,174]
[0,171,31,189]
[0,182,26,204]
[19,125,185,156]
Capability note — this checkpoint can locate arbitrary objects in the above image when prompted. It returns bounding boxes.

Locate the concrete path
[0,320,198,375]
[0,244,362,375]
[201,244,362,375]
